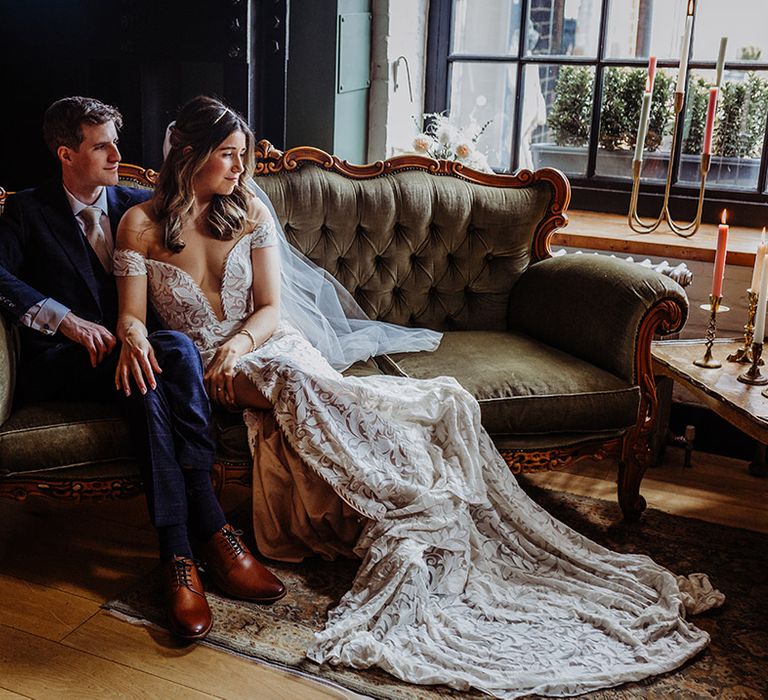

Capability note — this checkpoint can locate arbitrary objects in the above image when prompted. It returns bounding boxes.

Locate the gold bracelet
[237,327,257,351]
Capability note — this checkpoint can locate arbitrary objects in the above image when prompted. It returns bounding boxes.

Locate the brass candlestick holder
[727,290,762,364]
[694,295,727,368]
[738,342,768,385]
[628,92,710,238]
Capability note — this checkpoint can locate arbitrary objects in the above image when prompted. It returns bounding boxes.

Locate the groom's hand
[59,312,117,367]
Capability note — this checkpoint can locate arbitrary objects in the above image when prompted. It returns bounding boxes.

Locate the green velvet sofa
[0,143,688,520]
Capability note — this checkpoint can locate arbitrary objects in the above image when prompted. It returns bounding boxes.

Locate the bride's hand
[115,330,163,397]
[204,334,251,409]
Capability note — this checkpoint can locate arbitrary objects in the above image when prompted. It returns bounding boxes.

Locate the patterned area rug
[104,480,767,699]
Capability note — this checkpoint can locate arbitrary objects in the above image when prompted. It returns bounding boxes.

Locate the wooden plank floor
[1,448,765,698]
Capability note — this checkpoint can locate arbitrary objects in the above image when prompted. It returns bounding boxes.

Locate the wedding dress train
[114,223,719,699]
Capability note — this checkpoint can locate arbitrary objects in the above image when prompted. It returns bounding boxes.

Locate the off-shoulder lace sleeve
[113,248,148,276]
[250,220,278,249]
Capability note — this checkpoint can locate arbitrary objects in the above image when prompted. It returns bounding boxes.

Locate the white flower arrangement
[410,112,493,173]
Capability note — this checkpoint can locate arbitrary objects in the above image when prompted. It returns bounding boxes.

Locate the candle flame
[687,0,695,16]
[721,209,727,225]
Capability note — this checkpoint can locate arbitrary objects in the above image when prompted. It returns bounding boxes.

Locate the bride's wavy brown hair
[154,95,256,253]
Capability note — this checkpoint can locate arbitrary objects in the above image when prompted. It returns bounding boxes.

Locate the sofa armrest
[0,314,18,427]
[508,254,688,382]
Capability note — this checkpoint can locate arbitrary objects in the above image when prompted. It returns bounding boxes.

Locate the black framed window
[426,0,768,225]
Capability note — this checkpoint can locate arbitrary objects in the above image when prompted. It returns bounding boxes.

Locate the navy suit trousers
[18,330,215,528]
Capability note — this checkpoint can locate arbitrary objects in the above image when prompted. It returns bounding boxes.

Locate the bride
[114,95,719,698]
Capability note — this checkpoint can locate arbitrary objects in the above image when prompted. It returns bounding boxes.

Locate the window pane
[693,0,768,62]
[448,61,516,171]
[451,0,521,56]
[523,64,596,175]
[595,66,675,180]
[526,0,601,58]
[604,0,690,60]
[680,69,768,190]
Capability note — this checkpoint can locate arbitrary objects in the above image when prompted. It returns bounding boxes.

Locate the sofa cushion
[0,316,18,427]
[389,331,640,436]
[0,402,135,476]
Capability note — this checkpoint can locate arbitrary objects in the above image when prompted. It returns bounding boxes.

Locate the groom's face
[60,120,122,190]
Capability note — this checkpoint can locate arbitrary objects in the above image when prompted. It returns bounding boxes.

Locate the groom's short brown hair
[42,96,123,154]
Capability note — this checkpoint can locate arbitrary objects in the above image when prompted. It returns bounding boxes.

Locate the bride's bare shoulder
[246,195,273,226]
[117,199,164,253]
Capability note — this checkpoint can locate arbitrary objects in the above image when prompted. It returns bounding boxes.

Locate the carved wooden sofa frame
[0,142,686,520]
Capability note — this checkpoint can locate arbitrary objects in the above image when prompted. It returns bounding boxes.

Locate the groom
[0,96,284,640]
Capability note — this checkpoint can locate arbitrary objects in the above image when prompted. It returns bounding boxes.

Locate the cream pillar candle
[751,228,767,292]
[753,255,768,342]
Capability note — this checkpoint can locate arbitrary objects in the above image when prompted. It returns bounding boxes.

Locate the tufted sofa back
[253,154,567,332]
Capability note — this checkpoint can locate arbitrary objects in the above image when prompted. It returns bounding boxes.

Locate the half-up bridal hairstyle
[154,95,256,253]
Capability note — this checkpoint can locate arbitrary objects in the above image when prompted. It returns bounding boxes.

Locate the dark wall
[0,0,288,191]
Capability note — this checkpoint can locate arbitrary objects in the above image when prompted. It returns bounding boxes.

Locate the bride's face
[193,130,247,198]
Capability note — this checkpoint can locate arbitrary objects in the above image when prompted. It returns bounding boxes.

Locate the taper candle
[633,57,657,162]
[646,56,657,93]
[712,209,728,298]
[751,227,768,291]
[715,37,728,88]
[703,87,718,155]
[634,94,653,162]
[754,255,768,342]
[676,1,695,93]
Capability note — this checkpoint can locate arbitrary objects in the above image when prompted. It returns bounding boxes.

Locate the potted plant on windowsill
[530,65,673,176]
[530,64,768,189]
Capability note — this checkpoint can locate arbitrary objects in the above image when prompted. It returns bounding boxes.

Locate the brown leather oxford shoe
[161,556,213,640]
[202,525,286,603]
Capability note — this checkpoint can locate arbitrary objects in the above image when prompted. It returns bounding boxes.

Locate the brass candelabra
[628,92,710,238]
[694,295,727,369]
[727,290,762,364]
[738,342,768,385]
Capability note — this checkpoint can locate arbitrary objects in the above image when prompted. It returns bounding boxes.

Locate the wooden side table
[652,338,768,476]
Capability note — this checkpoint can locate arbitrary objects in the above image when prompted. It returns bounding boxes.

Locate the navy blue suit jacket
[0,179,152,363]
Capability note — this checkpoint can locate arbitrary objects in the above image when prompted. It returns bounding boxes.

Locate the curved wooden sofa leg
[618,297,687,521]
[618,438,650,521]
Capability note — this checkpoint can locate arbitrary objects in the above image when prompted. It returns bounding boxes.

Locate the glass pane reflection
[520,64,595,176]
[595,66,675,181]
[679,69,768,190]
[526,0,600,58]
[452,0,521,56]
[604,0,689,60]
[449,62,516,171]
[693,0,768,62]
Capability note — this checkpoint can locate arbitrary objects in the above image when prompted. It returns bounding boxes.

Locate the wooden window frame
[425,0,768,227]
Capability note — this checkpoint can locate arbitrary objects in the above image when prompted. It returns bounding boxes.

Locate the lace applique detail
[113,248,147,276]
[251,220,277,249]
[135,212,716,699]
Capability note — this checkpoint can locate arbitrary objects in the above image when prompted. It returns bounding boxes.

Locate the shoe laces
[221,527,246,560]
[172,557,195,587]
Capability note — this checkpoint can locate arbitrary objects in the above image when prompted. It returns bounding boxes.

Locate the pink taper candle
[712,209,728,298]
[703,87,718,155]
[646,56,657,93]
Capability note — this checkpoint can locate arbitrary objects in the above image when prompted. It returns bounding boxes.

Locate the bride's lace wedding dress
[115,223,720,699]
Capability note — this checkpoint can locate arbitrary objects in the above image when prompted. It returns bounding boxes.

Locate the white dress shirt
[20,186,114,336]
